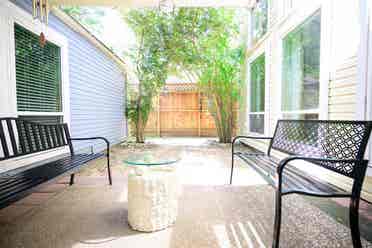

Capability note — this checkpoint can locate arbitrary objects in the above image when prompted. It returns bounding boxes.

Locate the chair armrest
[277,156,360,175]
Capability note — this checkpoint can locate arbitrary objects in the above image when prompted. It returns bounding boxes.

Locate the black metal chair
[0,117,112,209]
[230,120,372,248]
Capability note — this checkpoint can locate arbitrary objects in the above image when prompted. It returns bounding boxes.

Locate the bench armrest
[69,137,110,155]
[232,135,273,145]
[277,156,360,175]
[232,136,273,156]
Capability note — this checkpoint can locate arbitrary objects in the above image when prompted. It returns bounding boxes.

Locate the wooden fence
[144,83,237,137]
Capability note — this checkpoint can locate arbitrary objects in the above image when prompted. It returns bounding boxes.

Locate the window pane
[250,54,265,112]
[249,114,264,134]
[281,11,321,112]
[15,24,62,112]
[252,0,268,42]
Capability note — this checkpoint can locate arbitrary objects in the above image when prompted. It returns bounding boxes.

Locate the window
[14,24,63,123]
[251,0,268,43]
[281,11,321,120]
[248,54,265,134]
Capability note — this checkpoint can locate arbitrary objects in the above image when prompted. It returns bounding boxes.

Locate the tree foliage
[62,7,105,35]
[124,8,246,143]
[169,8,245,143]
[124,9,172,142]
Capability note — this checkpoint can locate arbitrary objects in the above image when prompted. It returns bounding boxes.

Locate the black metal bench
[230,120,372,248]
[0,117,112,209]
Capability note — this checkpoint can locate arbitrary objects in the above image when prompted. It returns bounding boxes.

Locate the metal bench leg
[272,189,282,248]
[230,154,234,184]
[107,153,112,185]
[350,197,362,248]
[69,174,75,186]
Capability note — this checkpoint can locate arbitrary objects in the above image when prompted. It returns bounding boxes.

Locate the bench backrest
[0,117,71,161]
[270,120,372,179]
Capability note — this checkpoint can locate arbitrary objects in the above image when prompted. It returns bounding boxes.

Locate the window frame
[0,1,70,125]
[246,45,270,136]
[276,6,329,121]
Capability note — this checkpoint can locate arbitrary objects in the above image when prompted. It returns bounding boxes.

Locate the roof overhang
[49,0,255,8]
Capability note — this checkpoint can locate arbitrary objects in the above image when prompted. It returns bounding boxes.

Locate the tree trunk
[135,109,147,143]
[136,126,145,143]
[211,95,233,143]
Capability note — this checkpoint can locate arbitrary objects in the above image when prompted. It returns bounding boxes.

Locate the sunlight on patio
[213,222,266,248]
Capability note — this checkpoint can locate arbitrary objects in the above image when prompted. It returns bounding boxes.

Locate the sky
[95,7,136,58]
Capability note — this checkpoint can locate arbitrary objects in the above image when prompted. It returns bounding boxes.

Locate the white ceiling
[49,0,255,8]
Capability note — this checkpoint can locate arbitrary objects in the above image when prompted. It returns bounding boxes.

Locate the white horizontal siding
[328,56,357,120]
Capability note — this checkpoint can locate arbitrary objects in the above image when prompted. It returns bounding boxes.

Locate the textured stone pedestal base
[127,167,180,232]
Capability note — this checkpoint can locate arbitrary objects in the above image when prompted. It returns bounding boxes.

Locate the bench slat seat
[230,120,372,248]
[236,151,349,197]
[0,117,112,210]
[0,153,104,209]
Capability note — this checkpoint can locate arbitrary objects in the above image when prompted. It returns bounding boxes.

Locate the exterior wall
[240,0,372,199]
[328,1,360,120]
[10,0,127,152]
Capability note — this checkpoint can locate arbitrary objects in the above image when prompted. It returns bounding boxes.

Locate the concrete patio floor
[0,137,372,247]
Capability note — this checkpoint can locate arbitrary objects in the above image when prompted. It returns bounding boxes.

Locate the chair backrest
[270,120,372,179]
[0,117,71,161]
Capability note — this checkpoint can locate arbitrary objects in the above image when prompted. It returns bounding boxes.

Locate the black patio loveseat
[0,117,112,209]
[230,120,372,248]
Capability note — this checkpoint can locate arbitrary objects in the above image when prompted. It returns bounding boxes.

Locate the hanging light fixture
[32,0,50,47]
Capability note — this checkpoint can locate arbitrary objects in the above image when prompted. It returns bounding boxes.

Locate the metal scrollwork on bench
[271,120,370,178]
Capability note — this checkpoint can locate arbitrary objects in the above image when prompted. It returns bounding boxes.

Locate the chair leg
[230,155,234,185]
[107,155,112,185]
[69,174,75,186]
[272,190,282,248]
[350,197,362,248]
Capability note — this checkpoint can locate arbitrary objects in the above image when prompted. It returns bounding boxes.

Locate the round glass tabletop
[123,150,181,166]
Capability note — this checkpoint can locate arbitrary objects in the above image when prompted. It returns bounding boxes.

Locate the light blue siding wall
[13,0,127,152]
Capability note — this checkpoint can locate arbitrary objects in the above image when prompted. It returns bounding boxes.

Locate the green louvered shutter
[14,23,62,113]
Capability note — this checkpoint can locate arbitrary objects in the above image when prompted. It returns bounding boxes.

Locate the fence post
[198,91,201,137]
[157,94,161,137]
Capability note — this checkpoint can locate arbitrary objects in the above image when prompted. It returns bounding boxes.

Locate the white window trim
[0,0,70,126]
[246,43,270,136]
[276,3,330,120]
